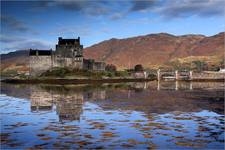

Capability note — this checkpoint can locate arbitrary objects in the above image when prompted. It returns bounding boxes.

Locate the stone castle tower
[53,37,83,69]
[56,37,83,57]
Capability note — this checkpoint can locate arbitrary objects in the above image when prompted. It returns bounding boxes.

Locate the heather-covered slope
[84,32,224,69]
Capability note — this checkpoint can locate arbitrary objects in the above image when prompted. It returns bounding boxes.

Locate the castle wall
[53,56,83,69]
[83,59,105,71]
[93,62,106,71]
[29,55,52,76]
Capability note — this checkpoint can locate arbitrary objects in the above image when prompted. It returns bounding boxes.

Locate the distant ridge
[84,32,224,69]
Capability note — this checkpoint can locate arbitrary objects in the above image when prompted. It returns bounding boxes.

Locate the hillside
[1,50,29,75]
[1,32,224,74]
[84,32,224,69]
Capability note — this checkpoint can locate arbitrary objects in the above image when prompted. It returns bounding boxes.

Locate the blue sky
[1,0,224,54]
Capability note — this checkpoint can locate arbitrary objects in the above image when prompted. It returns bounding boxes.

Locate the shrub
[134,64,144,72]
[1,69,17,77]
[105,64,117,72]
[148,73,156,79]
[115,71,129,77]
[41,67,70,77]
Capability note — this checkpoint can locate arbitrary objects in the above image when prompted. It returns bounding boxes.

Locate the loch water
[0,81,224,149]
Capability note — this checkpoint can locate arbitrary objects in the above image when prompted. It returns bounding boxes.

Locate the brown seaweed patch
[134,119,146,122]
[61,132,75,137]
[40,137,52,141]
[8,142,23,147]
[76,140,93,146]
[0,132,11,144]
[173,125,184,129]
[174,128,188,133]
[89,122,106,130]
[36,133,46,137]
[172,136,184,139]
[10,122,29,128]
[175,141,194,147]
[140,127,152,131]
[143,134,153,138]
[175,141,204,148]
[101,131,117,138]
[105,111,113,114]
[198,126,212,132]
[155,132,171,136]
[83,134,93,139]
[193,139,210,143]
[127,139,139,145]
[121,143,134,148]
[41,125,61,132]
[131,123,142,129]
[174,117,192,120]
[116,119,130,122]
[147,142,157,150]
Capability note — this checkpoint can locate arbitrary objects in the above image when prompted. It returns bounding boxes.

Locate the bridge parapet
[156,69,192,81]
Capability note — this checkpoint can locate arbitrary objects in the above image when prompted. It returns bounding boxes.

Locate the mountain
[1,50,29,75]
[1,32,224,74]
[84,32,224,69]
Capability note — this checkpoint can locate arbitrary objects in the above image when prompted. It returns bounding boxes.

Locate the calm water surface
[0,81,224,149]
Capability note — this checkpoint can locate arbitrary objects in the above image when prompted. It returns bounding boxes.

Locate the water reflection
[30,86,53,112]
[0,81,224,149]
[1,81,224,116]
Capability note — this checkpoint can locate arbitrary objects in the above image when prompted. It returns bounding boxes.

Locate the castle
[29,37,105,76]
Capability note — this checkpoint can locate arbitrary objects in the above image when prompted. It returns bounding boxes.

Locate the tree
[105,64,117,72]
[134,64,144,72]
[193,60,207,72]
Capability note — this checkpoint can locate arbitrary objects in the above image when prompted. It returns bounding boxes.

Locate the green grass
[40,67,131,79]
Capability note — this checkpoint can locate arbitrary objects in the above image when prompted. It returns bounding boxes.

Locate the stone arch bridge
[149,69,193,81]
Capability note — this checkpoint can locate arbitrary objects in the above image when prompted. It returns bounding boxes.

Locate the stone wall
[29,55,52,76]
[53,56,83,69]
[83,59,105,71]
[93,62,106,71]
[192,71,225,79]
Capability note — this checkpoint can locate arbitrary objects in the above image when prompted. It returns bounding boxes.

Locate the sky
[0,0,224,54]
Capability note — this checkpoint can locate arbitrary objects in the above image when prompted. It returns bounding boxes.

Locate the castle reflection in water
[30,85,107,122]
[2,81,224,122]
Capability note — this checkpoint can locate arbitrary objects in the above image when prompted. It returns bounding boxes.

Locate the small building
[133,71,147,79]
[29,49,53,76]
[83,59,106,71]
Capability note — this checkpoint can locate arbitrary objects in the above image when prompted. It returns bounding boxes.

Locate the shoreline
[1,78,224,85]
[1,78,155,85]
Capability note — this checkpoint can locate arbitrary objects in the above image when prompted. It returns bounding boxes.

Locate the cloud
[159,0,225,18]
[0,35,26,43]
[1,15,30,32]
[1,35,53,53]
[33,0,111,16]
[129,0,225,18]
[130,0,157,12]
[48,25,92,37]
[110,12,126,20]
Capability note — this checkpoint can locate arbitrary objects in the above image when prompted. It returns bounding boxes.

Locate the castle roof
[58,37,80,45]
[29,49,52,56]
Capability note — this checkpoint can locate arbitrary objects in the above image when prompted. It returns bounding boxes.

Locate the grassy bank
[1,78,154,85]
[39,67,131,79]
